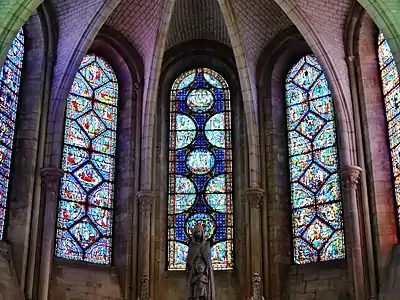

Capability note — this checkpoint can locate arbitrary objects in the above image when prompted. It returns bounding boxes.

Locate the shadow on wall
[0,242,25,300]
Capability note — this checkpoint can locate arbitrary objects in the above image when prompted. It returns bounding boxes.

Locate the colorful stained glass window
[55,54,118,265]
[168,68,234,270]
[377,32,400,226]
[286,55,345,264]
[0,28,24,240]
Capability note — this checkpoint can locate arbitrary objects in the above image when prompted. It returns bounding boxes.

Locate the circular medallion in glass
[171,114,197,149]
[185,213,217,240]
[187,89,214,113]
[186,148,215,175]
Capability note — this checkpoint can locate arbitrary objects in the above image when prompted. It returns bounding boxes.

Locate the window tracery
[0,28,24,240]
[167,68,234,270]
[55,55,118,265]
[285,55,345,264]
[377,32,400,227]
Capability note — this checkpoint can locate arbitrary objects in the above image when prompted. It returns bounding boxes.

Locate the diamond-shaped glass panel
[293,63,321,90]
[300,163,329,192]
[80,62,109,89]
[302,218,333,250]
[77,111,106,139]
[69,218,100,249]
[297,112,325,140]
[74,163,102,191]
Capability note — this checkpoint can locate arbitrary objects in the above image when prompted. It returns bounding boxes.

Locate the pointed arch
[377,32,400,228]
[0,28,24,240]
[55,54,118,265]
[285,55,345,264]
[167,67,234,270]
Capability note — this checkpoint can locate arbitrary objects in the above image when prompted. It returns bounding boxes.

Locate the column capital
[41,168,63,194]
[341,165,363,190]
[246,188,265,209]
[137,190,155,213]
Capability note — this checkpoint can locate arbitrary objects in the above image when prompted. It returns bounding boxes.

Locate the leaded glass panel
[0,28,24,240]
[377,32,400,225]
[286,55,345,264]
[55,55,118,265]
[168,68,234,270]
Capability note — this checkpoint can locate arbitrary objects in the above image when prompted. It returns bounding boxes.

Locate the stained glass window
[168,68,234,270]
[286,55,345,264]
[377,32,400,226]
[55,54,118,265]
[0,28,24,240]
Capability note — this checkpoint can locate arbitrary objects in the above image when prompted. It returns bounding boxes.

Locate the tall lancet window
[286,55,345,264]
[55,55,118,265]
[377,32,400,226]
[0,28,24,240]
[167,68,234,270]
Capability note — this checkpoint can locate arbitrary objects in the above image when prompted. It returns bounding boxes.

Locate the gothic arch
[0,0,43,61]
[152,40,248,299]
[270,0,357,168]
[357,0,400,67]
[344,4,398,294]
[43,30,144,300]
[0,2,57,298]
[257,26,351,300]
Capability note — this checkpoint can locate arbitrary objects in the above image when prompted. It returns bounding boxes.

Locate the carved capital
[41,168,63,197]
[137,190,155,213]
[139,273,150,300]
[247,188,265,209]
[341,166,363,191]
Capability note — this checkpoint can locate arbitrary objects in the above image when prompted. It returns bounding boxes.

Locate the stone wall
[287,261,349,300]
[49,260,123,300]
[0,242,25,300]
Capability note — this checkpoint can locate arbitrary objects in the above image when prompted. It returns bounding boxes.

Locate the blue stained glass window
[0,28,24,240]
[377,32,400,226]
[168,68,234,270]
[286,55,345,264]
[55,54,118,265]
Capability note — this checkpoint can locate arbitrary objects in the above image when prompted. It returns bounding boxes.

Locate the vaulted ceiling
[106,0,294,66]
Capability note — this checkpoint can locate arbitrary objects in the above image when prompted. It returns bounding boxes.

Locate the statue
[186,224,215,300]
[250,273,265,300]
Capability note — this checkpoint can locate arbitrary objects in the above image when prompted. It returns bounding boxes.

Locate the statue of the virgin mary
[186,224,215,300]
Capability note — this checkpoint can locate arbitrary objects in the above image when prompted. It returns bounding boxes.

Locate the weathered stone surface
[0,242,24,300]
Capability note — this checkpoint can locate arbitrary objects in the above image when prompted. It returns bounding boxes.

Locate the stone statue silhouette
[186,224,215,300]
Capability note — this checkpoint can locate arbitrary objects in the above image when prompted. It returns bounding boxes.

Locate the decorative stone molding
[137,190,155,213]
[251,273,265,300]
[138,273,150,300]
[341,165,363,191]
[41,167,63,198]
[246,188,265,209]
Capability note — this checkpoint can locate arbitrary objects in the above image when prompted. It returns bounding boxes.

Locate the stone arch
[217,0,261,188]
[271,0,357,167]
[257,26,351,300]
[45,0,121,167]
[46,26,144,300]
[357,0,400,67]
[0,2,57,298]
[0,0,43,61]
[344,3,398,294]
[153,39,248,299]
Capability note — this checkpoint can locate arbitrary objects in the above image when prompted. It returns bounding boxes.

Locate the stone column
[341,165,366,300]
[247,188,265,290]
[137,190,155,300]
[38,167,63,300]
